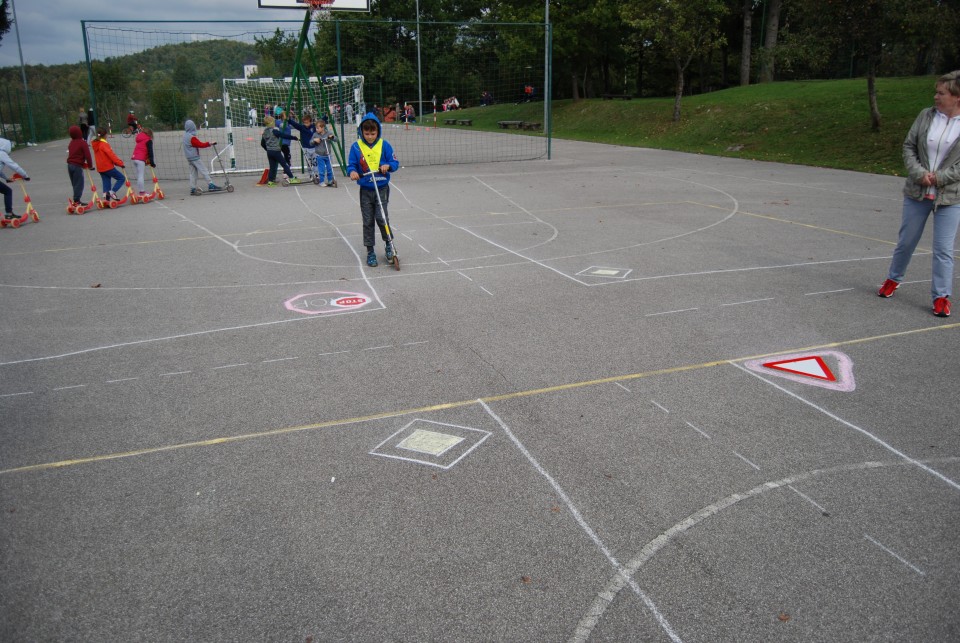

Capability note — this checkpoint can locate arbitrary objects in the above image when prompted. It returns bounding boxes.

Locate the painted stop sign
[285,291,371,315]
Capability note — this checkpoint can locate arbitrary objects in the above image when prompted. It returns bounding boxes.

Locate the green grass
[447,76,935,176]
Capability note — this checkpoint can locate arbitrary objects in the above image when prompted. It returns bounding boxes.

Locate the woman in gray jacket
[878,71,960,317]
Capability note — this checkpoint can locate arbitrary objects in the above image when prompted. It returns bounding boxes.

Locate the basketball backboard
[258,0,370,10]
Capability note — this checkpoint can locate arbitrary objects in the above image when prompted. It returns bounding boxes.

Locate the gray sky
[0,1,315,68]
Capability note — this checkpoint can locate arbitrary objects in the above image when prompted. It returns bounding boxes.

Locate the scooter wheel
[31,212,39,222]
[157,190,165,200]
[97,202,105,210]
[392,255,400,271]
[312,176,320,185]
[10,218,20,228]
[109,201,118,209]
[226,184,235,193]
[131,196,139,205]
[281,178,290,187]
[66,205,75,214]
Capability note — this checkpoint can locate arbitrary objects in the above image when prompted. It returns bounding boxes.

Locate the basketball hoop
[301,0,334,20]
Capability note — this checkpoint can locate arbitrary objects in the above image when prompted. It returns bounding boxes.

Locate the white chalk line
[728,361,960,493]
[863,533,925,576]
[570,456,959,642]
[477,400,683,643]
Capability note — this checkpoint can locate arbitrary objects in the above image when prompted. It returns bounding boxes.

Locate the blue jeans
[887,197,960,301]
[99,168,125,195]
[317,156,334,183]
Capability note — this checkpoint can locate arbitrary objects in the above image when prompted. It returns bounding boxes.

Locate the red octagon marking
[284,291,371,315]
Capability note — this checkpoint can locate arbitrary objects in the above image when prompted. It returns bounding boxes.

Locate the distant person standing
[78,108,89,141]
[66,125,93,210]
[248,105,258,127]
[877,70,960,317]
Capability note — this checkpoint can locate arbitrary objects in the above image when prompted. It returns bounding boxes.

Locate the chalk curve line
[569,456,960,642]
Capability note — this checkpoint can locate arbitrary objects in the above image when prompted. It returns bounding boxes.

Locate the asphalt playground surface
[1,133,958,641]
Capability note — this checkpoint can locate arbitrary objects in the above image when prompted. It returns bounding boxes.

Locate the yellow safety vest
[359,138,384,174]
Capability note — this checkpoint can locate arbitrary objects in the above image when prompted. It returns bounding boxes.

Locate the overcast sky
[0,1,313,68]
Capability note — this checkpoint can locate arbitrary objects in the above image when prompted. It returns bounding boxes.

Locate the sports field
[1,134,958,641]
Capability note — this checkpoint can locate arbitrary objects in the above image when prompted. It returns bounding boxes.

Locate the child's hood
[69,125,83,139]
[0,138,12,155]
[357,112,382,144]
[184,120,197,135]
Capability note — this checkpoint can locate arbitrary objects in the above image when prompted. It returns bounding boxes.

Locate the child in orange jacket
[90,127,125,201]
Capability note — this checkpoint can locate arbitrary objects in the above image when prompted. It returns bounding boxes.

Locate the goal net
[223,75,364,174]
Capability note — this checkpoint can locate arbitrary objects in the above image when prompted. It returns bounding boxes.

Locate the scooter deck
[1,211,40,228]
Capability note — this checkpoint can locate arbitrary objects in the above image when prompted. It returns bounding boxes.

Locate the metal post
[544,1,551,159]
[10,0,36,145]
[415,0,423,120]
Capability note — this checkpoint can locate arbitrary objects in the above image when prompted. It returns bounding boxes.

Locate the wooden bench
[497,120,523,129]
[456,119,473,126]
[601,93,632,100]
[522,121,542,131]
[443,118,456,125]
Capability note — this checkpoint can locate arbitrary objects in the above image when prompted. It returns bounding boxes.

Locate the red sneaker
[933,297,951,317]
[877,279,899,298]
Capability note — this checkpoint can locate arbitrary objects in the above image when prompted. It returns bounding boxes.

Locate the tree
[0,0,11,45]
[757,0,781,82]
[739,0,755,86]
[777,0,960,131]
[623,0,728,121]
[150,79,191,127]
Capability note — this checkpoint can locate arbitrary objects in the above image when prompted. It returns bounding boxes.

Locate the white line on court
[478,286,494,297]
[599,255,893,286]
[262,356,300,363]
[863,534,925,576]
[732,451,761,471]
[729,361,960,492]
[788,485,828,514]
[570,456,960,642]
[651,400,670,413]
[159,371,192,377]
[721,297,775,307]
[212,363,248,370]
[477,400,683,643]
[684,421,711,439]
[105,377,139,384]
[615,382,631,393]
[645,308,698,317]
[805,288,855,296]
[0,391,33,397]
[0,315,369,368]
[52,384,86,391]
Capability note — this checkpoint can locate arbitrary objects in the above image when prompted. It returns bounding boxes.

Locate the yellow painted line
[699,203,900,247]
[2,322,958,477]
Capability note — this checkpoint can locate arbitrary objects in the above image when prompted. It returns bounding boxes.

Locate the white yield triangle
[742,350,856,392]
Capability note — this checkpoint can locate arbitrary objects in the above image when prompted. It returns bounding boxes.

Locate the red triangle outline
[761,355,836,381]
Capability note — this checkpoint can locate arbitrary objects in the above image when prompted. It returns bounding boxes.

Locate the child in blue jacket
[346,112,399,267]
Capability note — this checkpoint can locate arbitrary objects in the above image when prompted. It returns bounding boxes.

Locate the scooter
[0,177,40,229]
[194,143,235,195]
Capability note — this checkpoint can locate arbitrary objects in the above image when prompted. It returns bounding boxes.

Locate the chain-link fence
[81,18,550,181]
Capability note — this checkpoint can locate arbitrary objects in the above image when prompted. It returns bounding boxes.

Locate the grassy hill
[452,75,935,177]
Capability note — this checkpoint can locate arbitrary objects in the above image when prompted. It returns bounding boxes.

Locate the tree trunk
[867,68,881,131]
[740,0,752,86]
[673,64,684,122]
[759,0,781,83]
[571,73,580,101]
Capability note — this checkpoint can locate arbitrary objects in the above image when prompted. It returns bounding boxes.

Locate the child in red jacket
[90,127,125,201]
[66,125,93,208]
